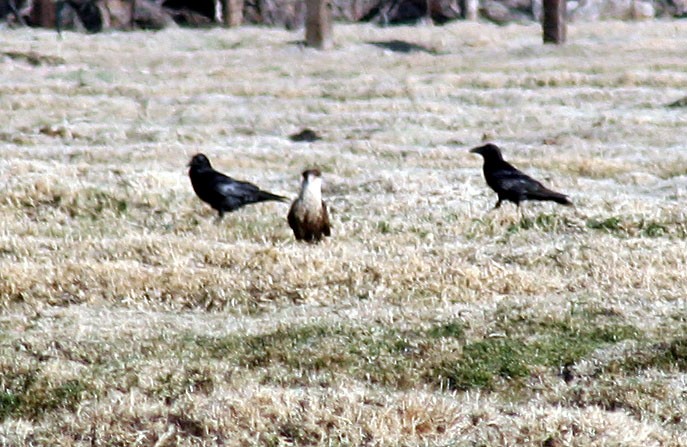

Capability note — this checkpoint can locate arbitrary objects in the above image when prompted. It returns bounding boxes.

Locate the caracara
[287,169,331,243]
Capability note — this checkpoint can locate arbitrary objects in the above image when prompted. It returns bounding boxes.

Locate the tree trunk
[542,0,566,44]
[222,0,243,27]
[305,0,332,50]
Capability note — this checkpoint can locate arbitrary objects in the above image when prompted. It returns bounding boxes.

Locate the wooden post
[305,0,332,50]
[29,0,57,28]
[222,0,243,27]
[542,0,566,44]
[462,0,479,20]
[0,1,7,19]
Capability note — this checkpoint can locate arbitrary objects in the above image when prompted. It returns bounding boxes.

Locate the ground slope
[1,21,687,446]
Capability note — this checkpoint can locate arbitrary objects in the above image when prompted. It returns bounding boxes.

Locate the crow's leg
[516,201,530,221]
[486,199,502,215]
[215,210,224,224]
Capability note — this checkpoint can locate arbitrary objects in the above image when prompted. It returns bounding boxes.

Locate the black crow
[470,143,573,209]
[288,169,331,243]
[188,153,287,219]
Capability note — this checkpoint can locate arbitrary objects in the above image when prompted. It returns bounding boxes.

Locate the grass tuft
[0,374,91,421]
[427,321,465,340]
[431,338,531,391]
[586,216,624,234]
[605,337,687,374]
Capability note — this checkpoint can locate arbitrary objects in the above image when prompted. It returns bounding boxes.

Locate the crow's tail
[256,191,288,203]
[531,189,573,206]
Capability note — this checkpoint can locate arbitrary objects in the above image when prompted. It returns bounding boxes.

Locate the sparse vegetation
[1,21,687,446]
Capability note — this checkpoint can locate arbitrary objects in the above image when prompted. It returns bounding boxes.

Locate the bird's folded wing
[321,201,331,236]
[216,179,260,196]
[493,170,544,193]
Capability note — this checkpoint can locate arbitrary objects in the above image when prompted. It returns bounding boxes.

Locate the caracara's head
[300,169,323,194]
[188,153,212,170]
[302,169,322,182]
[470,143,504,161]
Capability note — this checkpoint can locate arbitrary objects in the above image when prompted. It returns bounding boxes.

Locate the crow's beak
[469,147,479,154]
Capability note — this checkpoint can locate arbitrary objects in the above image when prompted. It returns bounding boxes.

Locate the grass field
[1,20,687,446]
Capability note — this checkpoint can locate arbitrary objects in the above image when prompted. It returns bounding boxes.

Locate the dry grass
[1,20,687,446]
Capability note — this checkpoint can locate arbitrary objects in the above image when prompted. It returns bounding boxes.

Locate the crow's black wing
[214,174,286,211]
[490,165,571,204]
[487,161,541,194]
[492,168,546,194]
[215,176,261,197]
[213,176,260,210]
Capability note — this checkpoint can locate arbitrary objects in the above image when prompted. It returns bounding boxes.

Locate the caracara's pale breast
[288,178,330,242]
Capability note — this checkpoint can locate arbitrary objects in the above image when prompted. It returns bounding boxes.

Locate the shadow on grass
[366,40,437,54]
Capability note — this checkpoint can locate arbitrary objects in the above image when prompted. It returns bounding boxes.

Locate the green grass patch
[585,216,683,239]
[59,188,135,219]
[152,366,215,404]
[427,321,465,340]
[21,379,90,419]
[0,369,92,421]
[191,324,416,386]
[531,323,640,366]
[638,220,668,238]
[605,337,687,374]
[376,220,393,234]
[507,213,567,234]
[0,317,642,419]
[0,391,21,421]
[176,321,468,389]
[8,186,154,221]
[427,317,641,391]
[467,213,681,240]
[465,213,574,239]
[169,317,640,392]
[586,216,624,234]
[431,338,530,391]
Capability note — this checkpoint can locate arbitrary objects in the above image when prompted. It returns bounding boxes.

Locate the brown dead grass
[1,20,687,446]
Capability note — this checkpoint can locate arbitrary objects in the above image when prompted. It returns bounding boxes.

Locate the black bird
[470,143,573,209]
[188,153,287,219]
